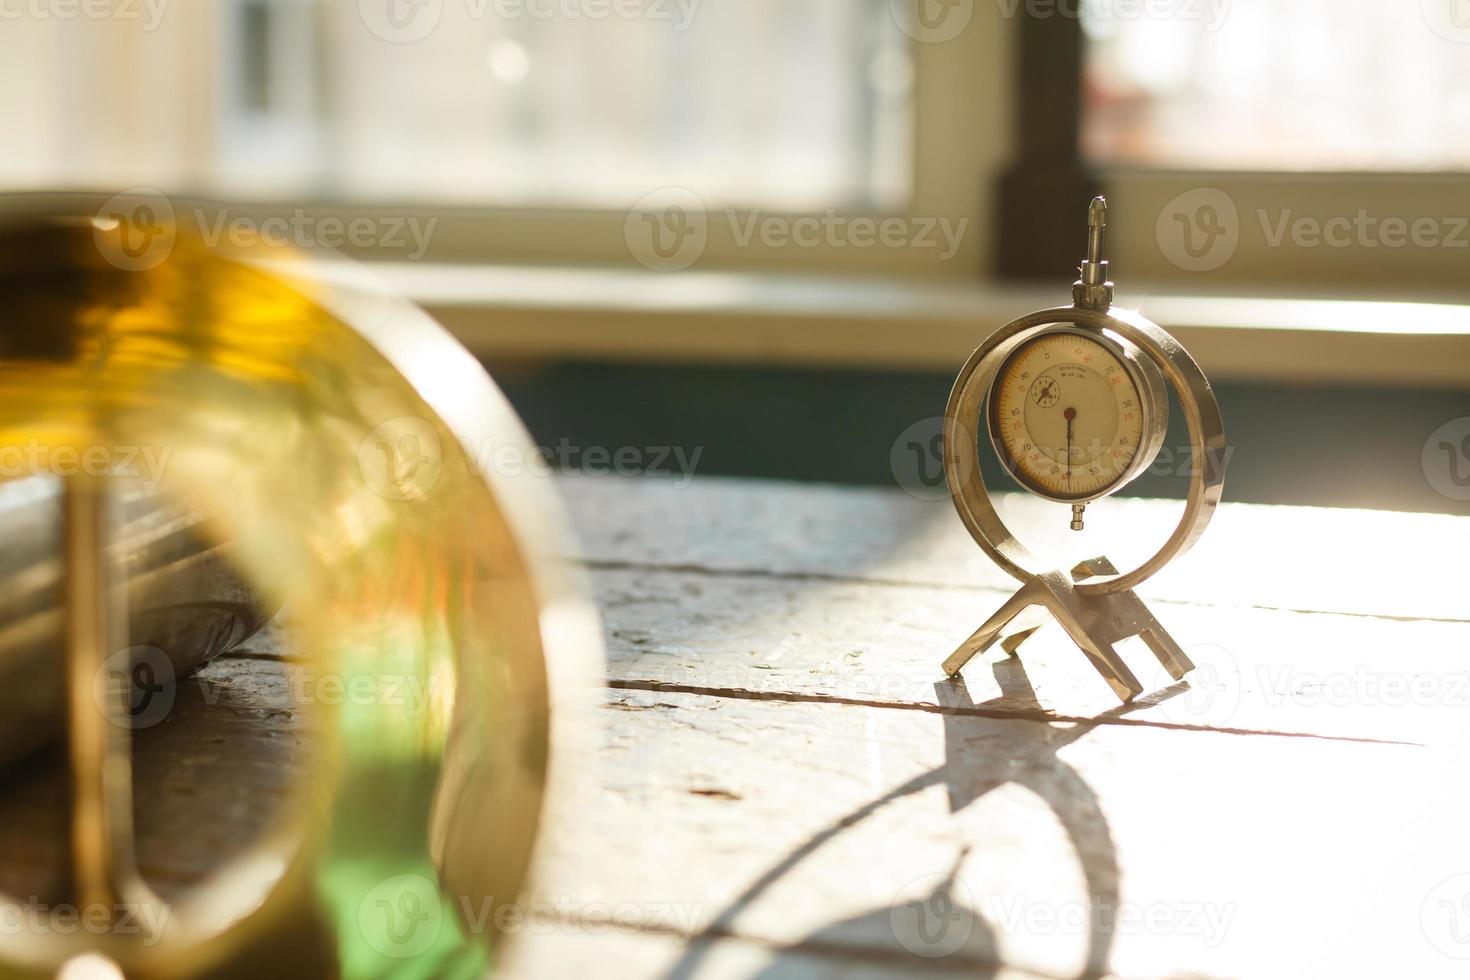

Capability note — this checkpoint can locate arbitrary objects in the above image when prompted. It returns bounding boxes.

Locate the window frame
[992,9,1470,296]
[238,14,1006,281]
[2,5,1467,395]
[7,3,1002,282]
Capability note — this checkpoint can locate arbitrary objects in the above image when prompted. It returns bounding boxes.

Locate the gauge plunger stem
[1073,196,1114,310]
[1070,197,1111,532]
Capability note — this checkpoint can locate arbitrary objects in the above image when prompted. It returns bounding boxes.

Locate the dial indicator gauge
[987,327,1166,504]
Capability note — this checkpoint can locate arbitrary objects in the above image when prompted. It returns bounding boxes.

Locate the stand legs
[943,562,1192,703]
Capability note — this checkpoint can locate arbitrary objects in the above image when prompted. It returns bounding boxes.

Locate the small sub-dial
[989,331,1151,501]
[1029,376,1061,408]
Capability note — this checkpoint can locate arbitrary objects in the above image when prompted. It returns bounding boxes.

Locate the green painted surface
[493,361,1470,517]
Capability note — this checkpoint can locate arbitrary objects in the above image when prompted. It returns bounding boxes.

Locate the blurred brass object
[0,204,602,978]
[0,478,270,771]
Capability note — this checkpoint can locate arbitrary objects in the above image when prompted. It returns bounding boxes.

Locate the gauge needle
[1064,406,1076,482]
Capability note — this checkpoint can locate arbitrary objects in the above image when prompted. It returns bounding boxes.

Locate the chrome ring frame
[945,305,1228,597]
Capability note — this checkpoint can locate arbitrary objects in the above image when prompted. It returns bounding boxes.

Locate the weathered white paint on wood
[589,566,1470,746]
[519,688,1470,980]
[559,475,1469,623]
[7,475,1464,980]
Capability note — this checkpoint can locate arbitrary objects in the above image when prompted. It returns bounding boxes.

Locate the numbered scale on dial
[939,197,1228,701]
[989,328,1166,511]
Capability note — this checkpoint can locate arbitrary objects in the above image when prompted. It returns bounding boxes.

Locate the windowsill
[368,263,1470,389]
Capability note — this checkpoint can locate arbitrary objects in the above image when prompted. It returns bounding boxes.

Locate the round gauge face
[989,331,1147,500]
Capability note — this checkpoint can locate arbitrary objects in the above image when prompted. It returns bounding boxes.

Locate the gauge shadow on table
[660,660,1188,980]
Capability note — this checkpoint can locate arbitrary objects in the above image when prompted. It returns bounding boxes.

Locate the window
[0,0,913,210]
[1083,0,1470,172]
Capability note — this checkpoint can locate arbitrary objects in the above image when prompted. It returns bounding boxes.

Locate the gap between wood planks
[212,638,1430,745]
[573,557,1470,628]
[605,679,1422,746]
[201,552,1452,743]
[209,557,1448,745]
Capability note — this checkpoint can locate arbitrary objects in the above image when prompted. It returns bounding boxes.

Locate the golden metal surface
[0,206,601,978]
[0,479,270,771]
[942,199,1227,700]
[62,474,142,917]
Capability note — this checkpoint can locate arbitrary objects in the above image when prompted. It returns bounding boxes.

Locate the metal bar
[62,471,133,913]
[0,476,272,770]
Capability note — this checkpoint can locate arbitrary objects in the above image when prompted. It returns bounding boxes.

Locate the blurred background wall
[4,0,1468,514]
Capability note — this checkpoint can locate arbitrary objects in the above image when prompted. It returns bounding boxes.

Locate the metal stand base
[942,557,1193,702]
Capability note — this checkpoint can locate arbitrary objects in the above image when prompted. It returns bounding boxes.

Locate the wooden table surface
[6,473,1467,979]
[499,475,1470,980]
